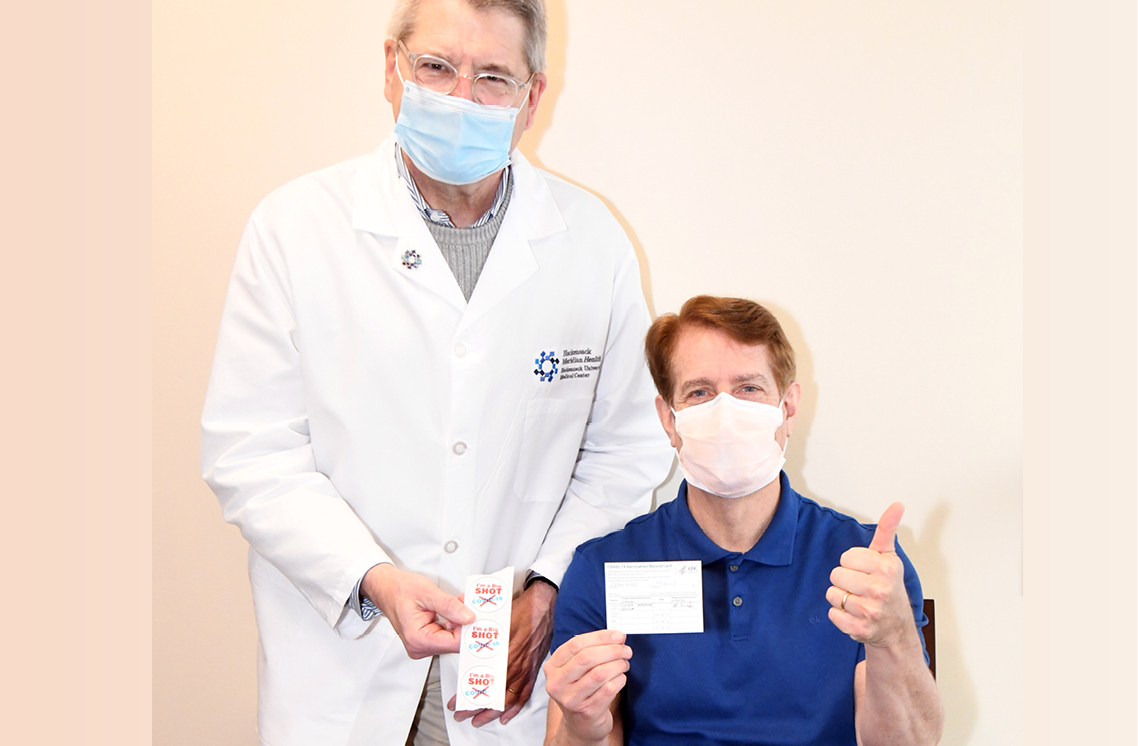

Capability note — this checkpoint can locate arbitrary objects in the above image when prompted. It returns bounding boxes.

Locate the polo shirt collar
[743,471,798,567]
[674,471,799,567]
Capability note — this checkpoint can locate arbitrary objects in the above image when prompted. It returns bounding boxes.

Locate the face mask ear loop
[778,390,790,447]
[393,41,408,87]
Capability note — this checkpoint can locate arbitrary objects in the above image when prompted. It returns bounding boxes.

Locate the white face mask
[672,392,787,499]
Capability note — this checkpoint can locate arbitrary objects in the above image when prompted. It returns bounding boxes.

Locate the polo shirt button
[733,596,743,607]
[454,344,467,358]
[444,540,458,554]
[729,565,739,572]
[452,441,467,455]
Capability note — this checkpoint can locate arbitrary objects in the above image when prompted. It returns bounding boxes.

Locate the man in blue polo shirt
[542,296,944,746]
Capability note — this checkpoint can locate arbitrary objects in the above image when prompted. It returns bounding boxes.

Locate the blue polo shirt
[551,473,928,746]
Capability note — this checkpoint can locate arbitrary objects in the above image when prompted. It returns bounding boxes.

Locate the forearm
[856,632,944,746]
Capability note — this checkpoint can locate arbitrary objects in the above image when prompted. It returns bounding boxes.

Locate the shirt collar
[672,471,799,567]
[394,145,510,228]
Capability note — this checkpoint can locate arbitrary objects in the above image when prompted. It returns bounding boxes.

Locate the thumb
[868,502,905,554]
[431,588,477,626]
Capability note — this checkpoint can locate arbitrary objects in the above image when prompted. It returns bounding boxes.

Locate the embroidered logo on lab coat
[532,348,603,383]
[401,250,422,269]
[533,351,559,381]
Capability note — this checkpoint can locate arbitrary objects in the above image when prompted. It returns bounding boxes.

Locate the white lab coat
[201,137,674,746]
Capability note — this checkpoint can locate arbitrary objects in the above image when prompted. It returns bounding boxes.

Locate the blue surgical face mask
[393,65,521,186]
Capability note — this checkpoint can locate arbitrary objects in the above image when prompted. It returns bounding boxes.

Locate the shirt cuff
[525,570,559,591]
[350,568,383,621]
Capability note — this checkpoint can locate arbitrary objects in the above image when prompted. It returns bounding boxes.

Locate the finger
[868,502,904,554]
[470,708,504,728]
[825,585,858,614]
[555,643,633,688]
[548,630,626,667]
[499,676,534,725]
[499,699,526,725]
[447,695,456,712]
[829,566,872,597]
[452,707,486,722]
[573,668,629,714]
[405,617,464,657]
[549,657,631,709]
[827,606,862,639]
[430,589,476,626]
[838,546,892,574]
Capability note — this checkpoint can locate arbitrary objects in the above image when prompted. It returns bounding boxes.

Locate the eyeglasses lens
[412,58,455,90]
[411,56,518,107]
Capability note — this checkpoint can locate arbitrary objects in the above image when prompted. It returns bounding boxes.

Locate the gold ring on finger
[840,591,851,611]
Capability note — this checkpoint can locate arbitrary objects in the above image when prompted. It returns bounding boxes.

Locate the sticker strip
[456,566,513,712]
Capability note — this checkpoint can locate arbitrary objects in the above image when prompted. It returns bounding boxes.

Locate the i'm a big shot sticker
[465,619,505,659]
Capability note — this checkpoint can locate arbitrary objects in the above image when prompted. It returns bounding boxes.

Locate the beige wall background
[154,1,1024,744]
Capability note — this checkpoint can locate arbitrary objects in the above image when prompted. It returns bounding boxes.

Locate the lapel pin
[401,249,422,270]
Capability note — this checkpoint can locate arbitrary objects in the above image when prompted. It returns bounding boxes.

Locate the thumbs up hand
[826,502,912,648]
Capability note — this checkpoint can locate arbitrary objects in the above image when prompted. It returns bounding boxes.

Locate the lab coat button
[444,540,458,554]
[732,596,743,607]
[454,344,467,358]
[452,441,467,455]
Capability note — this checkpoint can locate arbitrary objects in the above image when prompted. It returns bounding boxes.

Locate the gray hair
[388,0,547,74]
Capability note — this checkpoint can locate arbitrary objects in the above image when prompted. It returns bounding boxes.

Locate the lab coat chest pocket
[512,397,593,503]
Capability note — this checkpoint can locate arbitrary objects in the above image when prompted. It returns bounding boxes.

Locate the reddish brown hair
[645,296,796,405]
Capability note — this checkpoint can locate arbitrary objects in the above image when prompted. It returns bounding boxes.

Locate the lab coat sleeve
[201,213,389,636]
[527,241,675,587]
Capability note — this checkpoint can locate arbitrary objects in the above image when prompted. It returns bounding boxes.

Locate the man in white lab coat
[200,1,674,744]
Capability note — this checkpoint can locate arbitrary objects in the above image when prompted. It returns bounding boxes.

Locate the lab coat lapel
[458,150,567,334]
[351,140,468,313]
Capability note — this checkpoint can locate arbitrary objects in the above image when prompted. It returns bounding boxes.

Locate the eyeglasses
[396,40,533,108]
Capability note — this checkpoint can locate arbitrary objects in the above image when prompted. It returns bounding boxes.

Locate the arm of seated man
[831,504,944,746]
[543,630,630,746]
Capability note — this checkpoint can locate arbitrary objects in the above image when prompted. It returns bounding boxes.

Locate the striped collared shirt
[395,145,511,228]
